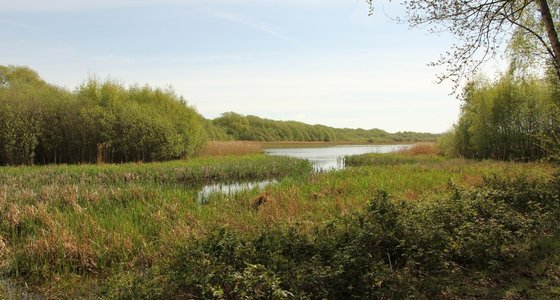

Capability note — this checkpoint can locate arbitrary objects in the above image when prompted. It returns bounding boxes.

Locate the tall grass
[0,153,556,297]
[199,141,263,156]
[105,167,560,299]
[0,154,311,188]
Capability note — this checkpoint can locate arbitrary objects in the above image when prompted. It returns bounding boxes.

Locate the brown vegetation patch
[0,234,7,267]
[27,227,98,274]
[400,142,438,155]
[199,141,262,156]
[258,187,305,225]
[6,203,21,227]
[404,190,419,201]
[252,194,270,210]
[461,174,484,187]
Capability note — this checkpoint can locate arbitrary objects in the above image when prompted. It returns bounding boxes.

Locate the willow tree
[367,0,560,88]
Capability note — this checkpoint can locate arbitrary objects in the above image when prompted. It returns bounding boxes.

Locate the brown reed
[198,141,263,156]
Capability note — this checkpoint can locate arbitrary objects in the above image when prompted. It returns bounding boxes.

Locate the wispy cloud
[209,10,295,43]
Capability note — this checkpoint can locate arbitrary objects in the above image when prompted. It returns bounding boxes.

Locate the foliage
[0,65,205,165]
[105,172,560,299]
[367,0,560,88]
[211,112,438,143]
[441,71,560,160]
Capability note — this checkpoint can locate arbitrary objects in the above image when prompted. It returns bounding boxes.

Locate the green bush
[0,65,205,165]
[103,173,560,298]
[447,71,560,161]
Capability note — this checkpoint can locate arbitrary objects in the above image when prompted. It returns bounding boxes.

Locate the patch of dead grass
[400,142,438,155]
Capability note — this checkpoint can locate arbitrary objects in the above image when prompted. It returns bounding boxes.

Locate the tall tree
[367,0,560,88]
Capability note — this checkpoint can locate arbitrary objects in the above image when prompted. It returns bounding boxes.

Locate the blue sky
[1,0,463,133]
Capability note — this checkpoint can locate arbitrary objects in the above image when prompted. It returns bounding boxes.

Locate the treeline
[439,69,560,161]
[209,112,438,143]
[0,65,205,166]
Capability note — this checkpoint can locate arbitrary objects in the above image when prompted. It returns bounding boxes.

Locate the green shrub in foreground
[104,173,560,299]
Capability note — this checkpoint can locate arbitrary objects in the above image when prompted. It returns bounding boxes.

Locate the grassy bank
[1,153,558,298]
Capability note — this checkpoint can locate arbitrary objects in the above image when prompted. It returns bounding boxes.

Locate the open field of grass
[1,153,559,298]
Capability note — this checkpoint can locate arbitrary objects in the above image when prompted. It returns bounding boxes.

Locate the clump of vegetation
[399,142,437,155]
[438,65,560,161]
[0,65,206,166]
[345,152,446,167]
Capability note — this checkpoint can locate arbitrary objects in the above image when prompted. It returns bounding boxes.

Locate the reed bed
[0,153,556,297]
[399,142,438,155]
[198,141,263,156]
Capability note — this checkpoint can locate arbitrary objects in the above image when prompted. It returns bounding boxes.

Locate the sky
[0,0,465,133]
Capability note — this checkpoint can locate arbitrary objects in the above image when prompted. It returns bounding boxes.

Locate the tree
[367,0,560,89]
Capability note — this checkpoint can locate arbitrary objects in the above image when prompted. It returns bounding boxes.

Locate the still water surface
[197,144,410,203]
[264,144,410,171]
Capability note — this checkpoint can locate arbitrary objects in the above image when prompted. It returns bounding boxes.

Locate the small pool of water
[264,144,410,171]
[198,179,277,204]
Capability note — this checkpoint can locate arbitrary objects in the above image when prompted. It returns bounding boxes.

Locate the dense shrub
[104,173,560,299]
[440,71,560,161]
[0,65,205,165]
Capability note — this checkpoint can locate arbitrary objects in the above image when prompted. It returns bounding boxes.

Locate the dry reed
[198,141,262,156]
[400,142,438,155]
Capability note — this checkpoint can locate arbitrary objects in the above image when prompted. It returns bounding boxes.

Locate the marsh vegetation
[1,148,559,298]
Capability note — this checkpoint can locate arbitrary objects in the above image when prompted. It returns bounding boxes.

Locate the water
[198,179,277,204]
[197,144,409,203]
[264,144,410,171]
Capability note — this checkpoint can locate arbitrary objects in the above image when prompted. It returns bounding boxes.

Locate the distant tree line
[0,65,205,166]
[209,112,438,143]
[439,67,560,161]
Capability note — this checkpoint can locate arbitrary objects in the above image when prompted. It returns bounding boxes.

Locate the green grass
[0,153,558,298]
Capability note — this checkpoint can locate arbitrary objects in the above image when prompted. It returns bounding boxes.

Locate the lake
[264,144,411,171]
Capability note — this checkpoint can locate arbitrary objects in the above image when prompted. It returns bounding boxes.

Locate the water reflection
[198,179,277,204]
[264,144,410,171]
